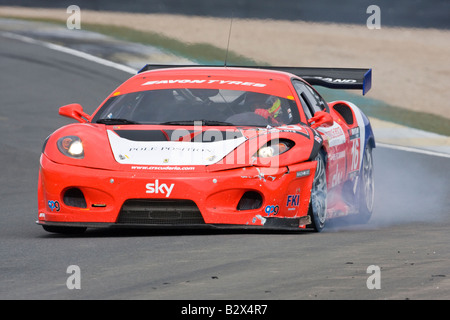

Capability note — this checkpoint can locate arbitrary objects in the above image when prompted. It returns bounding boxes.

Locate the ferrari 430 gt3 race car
[37,65,375,233]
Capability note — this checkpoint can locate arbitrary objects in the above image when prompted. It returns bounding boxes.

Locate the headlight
[256,140,294,158]
[57,136,84,158]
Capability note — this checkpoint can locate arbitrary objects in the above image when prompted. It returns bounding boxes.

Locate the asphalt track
[1,33,450,301]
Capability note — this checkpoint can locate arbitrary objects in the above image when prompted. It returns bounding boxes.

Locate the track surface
[1,34,450,300]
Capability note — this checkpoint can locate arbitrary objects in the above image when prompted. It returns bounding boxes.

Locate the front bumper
[37,154,317,229]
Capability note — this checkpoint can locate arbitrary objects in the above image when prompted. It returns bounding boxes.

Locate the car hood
[44,124,320,171]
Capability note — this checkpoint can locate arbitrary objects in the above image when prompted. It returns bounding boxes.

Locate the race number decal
[351,138,360,172]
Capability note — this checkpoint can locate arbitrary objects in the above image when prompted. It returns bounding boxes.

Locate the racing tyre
[42,225,87,234]
[356,144,375,223]
[307,152,327,232]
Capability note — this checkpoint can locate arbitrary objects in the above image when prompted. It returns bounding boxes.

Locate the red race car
[37,65,375,233]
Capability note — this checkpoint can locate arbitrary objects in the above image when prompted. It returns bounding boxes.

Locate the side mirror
[59,104,91,123]
[308,111,333,129]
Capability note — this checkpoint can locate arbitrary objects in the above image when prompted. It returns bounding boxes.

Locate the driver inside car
[246,92,282,124]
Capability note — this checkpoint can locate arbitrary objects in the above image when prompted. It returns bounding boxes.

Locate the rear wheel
[356,144,375,223]
[308,152,327,232]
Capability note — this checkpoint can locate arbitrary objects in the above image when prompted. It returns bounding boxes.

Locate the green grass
[2,16,449,136]
[317,87,450,136]
[83,22,266,66]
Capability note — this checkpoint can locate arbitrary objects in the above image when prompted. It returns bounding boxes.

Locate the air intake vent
[237,191,263,210]
[63,188,87,208]
[117,199,205,225]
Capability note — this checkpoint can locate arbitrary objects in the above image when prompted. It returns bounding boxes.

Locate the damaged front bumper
[37,154,317,230]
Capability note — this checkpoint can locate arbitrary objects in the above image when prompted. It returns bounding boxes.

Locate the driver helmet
[265,95,282,118]
[247,93,282,118]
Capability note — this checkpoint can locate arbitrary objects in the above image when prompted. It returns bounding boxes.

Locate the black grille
[117,199,205,225]
[63,188,87,208]
[237,191,263,210]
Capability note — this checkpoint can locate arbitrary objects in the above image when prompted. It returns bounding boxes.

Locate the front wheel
[307,152,327,232]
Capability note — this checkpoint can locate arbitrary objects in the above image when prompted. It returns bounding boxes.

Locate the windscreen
[91,88,300,127]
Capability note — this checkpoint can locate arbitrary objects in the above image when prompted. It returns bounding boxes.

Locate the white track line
[377,142,450,158]
[3,31,450,159]
[1,31,136,74]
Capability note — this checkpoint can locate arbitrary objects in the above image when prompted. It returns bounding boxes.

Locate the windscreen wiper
[96,118,139,125]
[160,120,234,126]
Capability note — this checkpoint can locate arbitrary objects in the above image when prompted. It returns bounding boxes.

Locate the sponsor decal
[314,134,323,144]
[48,200,60,212]
[145,180,175,197]
[349,127,360,140]
[317,122,346,147]
[331,163,344,187]
[107,130,247,166]
[328,150,346,161]
[286,194,300,207]
[131,165,196,171]
[276,125,310,139]
[296,169,310,178]
[142,79,267,87]
[308,76,357,84]
[264,205,279,216]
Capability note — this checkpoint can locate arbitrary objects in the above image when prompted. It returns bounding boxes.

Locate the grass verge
[1,16,262,66]
[317,87,450,136]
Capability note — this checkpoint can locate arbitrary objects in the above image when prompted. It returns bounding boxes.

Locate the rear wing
[138,64,372,95]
